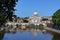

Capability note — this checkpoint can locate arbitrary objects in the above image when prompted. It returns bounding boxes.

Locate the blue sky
[14,0,60,17]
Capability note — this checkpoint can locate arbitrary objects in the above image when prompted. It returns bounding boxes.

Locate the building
[29,12,42,25]
[17,18,24,23]
[5,11,53,29]
[42,16,52,23]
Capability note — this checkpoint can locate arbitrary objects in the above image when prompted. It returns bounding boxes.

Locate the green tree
[0,0,18,26]
[52,9,60,29]
[39,24,44,30]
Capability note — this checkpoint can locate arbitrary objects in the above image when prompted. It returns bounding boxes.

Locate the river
[2,31,53,40]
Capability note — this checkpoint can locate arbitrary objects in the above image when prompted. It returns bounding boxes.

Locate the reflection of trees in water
[0,30,5,40]
[52,33,60,40]
[46,30,60,40]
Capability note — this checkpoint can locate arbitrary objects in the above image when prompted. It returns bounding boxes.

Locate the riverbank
[0,30,5,40]
[5,28,42,33]
[46,29,60,40]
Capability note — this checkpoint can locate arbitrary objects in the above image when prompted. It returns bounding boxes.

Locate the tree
[52,9,60,29]
[26,24,35,29]
[39,24,44,30]
[12,15,17,22]
[0,0,18,26]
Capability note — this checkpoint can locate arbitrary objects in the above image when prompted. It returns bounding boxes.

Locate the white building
[29,12,42,25]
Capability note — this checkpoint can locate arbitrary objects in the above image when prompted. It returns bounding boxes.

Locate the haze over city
[15,0,60,17]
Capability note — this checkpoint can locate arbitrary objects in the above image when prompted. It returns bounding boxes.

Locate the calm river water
[3,31,53,40]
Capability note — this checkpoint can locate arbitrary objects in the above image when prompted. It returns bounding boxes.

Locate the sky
[14,0,60,18]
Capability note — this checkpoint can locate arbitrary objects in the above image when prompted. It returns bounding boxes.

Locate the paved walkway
[45,27,60,34]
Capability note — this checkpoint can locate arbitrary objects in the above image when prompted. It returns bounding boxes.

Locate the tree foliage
[0,0,18,26]
[52,9,60,26]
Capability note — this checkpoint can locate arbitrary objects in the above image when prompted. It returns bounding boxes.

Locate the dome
[34,12,38,16]
[34,12,38,15]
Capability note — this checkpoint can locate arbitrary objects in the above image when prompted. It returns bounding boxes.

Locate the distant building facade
[29,12,42,25]
[5,11,53,29]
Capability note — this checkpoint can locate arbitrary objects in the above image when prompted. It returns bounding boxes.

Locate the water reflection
[0,31,5,40]
[3,31,53,40]
[52,33,60,40]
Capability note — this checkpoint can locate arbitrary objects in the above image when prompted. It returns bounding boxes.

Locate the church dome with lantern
[34,11,38,16]
[29,11,42,25]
